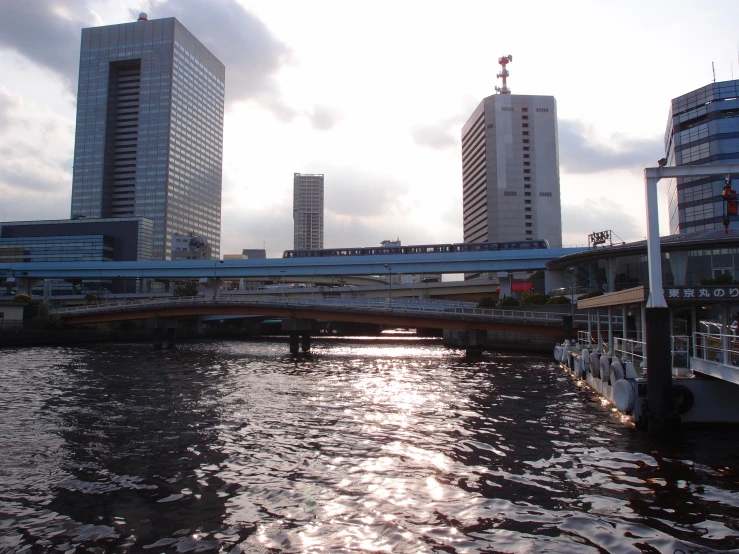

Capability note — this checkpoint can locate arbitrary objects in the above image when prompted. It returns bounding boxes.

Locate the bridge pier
[450,329,487,357]
[283,318,318,355]
[148,318,179,350]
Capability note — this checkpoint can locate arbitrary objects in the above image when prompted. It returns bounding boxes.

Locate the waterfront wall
[442,328,557,353]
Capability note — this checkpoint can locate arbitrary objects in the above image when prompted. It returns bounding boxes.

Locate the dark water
[1,338,738,553]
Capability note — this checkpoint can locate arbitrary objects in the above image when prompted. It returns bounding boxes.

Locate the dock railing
[692,331,739,367]
[613,337,646,368]
[671,335,690,370]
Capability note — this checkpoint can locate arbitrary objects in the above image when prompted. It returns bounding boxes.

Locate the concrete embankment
[442,305,582,353]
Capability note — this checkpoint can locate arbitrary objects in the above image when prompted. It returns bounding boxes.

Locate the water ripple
[0,341,737,552]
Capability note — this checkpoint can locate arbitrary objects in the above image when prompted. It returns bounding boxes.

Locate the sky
[1,0,739,258]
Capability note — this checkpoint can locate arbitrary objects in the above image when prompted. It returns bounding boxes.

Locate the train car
[362,246,406,255]
[405,244,453,254]
[283,239,550,258]
[282,249,323,258]
[321,248,365,256]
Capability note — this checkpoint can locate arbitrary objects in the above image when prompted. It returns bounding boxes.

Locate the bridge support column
[148,318,179,350]
[289,332,300,355]
[458,329,487,357]
[282,318,318,355]
[153,327,164,350]
[167,328,177,349]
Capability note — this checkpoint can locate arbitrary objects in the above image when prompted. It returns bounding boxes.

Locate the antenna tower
[495,55,513,94]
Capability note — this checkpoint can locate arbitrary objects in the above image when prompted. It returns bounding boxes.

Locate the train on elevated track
[283,240,549,258]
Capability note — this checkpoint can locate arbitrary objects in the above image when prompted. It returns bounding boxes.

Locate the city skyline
[2,0,739,257]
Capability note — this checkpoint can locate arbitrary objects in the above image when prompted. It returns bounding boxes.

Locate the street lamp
[213,259,224,302]
[384,264,392,308]
[566,267,576,317]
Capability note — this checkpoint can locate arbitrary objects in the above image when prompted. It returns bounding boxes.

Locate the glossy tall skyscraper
[293,173,324,250]
[665,79,739,234]
[70,14,225,259]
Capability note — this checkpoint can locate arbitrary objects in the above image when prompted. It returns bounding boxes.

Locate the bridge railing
[51,295,575,324]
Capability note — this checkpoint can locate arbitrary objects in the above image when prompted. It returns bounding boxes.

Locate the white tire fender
[614,379,636,412]
[610,360,625,385]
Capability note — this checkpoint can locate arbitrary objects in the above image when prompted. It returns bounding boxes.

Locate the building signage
[663,286,739,302]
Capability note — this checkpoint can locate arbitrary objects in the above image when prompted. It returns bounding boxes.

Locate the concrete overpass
[0,247,584,281]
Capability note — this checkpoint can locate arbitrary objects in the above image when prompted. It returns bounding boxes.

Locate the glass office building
[665,80,739,234]
[0,217,153,263]
[70,14,225,260]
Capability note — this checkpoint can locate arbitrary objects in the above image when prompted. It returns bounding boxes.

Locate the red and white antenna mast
[495,54,513,94]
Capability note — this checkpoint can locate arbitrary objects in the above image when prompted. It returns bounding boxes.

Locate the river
[0,337,737,553]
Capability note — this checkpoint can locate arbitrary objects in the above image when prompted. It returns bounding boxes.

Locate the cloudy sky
[1,0,739,257]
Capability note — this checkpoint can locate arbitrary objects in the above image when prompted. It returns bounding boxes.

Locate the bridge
[0,247,584,280]
[52,296,571,336]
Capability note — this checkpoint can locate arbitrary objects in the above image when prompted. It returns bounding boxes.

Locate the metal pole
[384,264,392,309]
[643,167,675,435]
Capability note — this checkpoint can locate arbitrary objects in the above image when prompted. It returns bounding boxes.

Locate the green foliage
[478,296,497,308]
[521,291,550,305]
[578,291,604,300]
[529,270,545,280]
[546,295,571,304]
[84,293,101,305]
[700,274,737,285]
[173,282,200,297]
[499,296,520,307]
[12,295,47,320]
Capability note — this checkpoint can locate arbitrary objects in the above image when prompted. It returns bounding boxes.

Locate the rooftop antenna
[712,61,716,83]
[495,55,513,94]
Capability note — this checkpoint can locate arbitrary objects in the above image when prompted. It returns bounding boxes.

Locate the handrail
[692,331,739,367]
[50,296,575,324]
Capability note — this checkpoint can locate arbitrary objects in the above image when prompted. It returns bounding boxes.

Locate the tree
[499,296,520,307]
[173,282,200,297]
[478,296,497,308]
[578,291,604,300]
[521,292,549,305]
[11,294,47,320]
[546,295,571,304]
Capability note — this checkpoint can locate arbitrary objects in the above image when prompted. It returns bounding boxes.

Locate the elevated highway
[0,247,584,280]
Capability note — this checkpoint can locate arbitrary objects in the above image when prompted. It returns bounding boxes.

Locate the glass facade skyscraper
[70,15,225,260]
[665,80,739,234]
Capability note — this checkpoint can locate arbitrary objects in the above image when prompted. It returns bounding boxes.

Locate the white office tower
[293,173,324,250]
[461,55,562,248]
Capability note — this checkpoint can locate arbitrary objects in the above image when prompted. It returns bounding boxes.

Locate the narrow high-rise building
[70,13,225,259]
[293,173,324,250]
[665,79,739,234]
[461,56,562,248]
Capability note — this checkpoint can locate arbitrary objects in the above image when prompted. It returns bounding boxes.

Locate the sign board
[588,230,611,248]
[663,286,739,302]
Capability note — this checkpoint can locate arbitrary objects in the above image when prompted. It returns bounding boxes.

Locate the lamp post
[213,259,224,302]
[566,267,575,317]
[384,264,392,309]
